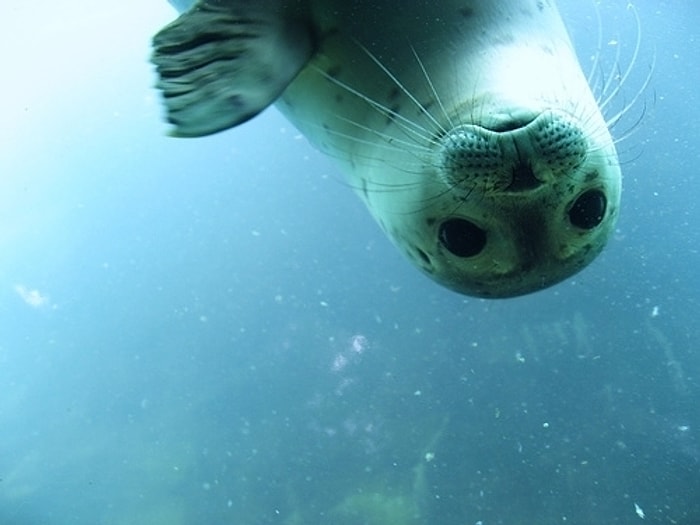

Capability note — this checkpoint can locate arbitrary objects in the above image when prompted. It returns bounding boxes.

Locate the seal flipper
[152,1,314,137]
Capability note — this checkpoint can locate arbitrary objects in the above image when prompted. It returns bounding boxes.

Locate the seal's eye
[439,218,487,257]
[569,190,606,230]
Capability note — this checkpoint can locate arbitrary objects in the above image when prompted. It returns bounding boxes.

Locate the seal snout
[436,111,588,195]
[427,108,617,298]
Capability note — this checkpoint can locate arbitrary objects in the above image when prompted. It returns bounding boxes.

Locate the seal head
[423,108,617,297]
[151,0,621,298]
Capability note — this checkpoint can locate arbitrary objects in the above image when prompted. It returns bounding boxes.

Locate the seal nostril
[509,162,540,191]
[439,218,487,257]
[569,189,607,229]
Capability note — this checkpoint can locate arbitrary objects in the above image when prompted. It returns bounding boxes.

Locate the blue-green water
[1,1,698,524]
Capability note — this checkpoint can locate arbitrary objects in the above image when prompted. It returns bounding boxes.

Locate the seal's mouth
[481,114,537,133]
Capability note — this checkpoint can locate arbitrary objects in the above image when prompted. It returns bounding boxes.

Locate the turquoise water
[1,1,698,524]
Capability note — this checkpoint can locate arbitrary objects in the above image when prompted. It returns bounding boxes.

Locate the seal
[151,0,621,298]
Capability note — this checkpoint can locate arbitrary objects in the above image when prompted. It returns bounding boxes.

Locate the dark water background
[1,1,698,524]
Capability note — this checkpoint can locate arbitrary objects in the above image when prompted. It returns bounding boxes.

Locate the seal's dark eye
[569,190,606,230]
[439,218,486,257]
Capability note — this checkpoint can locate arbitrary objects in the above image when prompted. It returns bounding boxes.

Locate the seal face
[151,0,622,298]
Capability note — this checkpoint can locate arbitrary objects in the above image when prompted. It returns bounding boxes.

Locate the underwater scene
[1,1,698,524]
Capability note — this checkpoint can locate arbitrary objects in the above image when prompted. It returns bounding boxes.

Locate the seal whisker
[584,1,605,89]
[313,66,438,146]
[322,135,432,176]
[592,36,624,104]
[319,122,430,157]
[584,2,653,158]
[327,159,439,195]
[423,182,481,218]
[573,100,620,156]
[337,176,431,196]
[308,113,437,174]
[604,99,649,163]
[331,115,433,154]
[354,40,450,137]
[410,46,455,131]
[605,56,655,133]
[388,180,478,217]
[292,117,433,185]
[598,3,643,114]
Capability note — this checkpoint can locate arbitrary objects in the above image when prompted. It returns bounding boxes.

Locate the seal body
[152,0,621,298]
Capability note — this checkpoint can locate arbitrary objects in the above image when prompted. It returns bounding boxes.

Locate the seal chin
[427,197,612,298]
[432,228,609,298]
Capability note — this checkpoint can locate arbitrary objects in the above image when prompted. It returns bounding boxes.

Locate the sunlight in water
[14,284,50,308]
